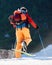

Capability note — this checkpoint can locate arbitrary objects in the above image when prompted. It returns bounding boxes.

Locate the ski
[12,49,36,57]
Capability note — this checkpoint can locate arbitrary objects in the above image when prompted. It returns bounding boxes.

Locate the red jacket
[26,13,38,29]
[8,13,38,29]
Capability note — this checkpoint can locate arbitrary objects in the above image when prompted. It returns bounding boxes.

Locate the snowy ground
[0,58,52,65]
[0,44,52,65]
[35,44,52,57]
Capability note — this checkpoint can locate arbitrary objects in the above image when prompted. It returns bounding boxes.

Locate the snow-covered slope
[0,44,52,65]
[35,44,52,57]
[0,58,52,65]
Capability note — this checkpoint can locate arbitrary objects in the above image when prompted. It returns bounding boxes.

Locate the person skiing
[8,7,39,58]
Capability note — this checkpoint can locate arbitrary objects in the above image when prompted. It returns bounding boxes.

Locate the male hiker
[8,7,39,58]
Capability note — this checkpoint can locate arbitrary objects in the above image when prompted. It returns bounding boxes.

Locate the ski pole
[37,30,46,55]
[38,30,45,49]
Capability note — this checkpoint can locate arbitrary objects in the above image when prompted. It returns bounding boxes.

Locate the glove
[35,26,40,34]
[36,26,39,30]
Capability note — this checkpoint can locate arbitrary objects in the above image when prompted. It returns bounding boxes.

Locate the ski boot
[22,41,27,53]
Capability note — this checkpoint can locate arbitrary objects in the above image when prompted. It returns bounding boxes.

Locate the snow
[35,44,52,57]
[0,58,52,65]
[0,44,52,65]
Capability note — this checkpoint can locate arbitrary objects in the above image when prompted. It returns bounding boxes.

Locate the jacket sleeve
[26,13,38,29]
[8,15,15,24]
[8,15,16,28]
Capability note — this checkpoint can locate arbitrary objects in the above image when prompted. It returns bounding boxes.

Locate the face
[21,9,27,14]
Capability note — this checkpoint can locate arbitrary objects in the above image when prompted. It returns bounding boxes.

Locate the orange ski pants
[15,27,32,58]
